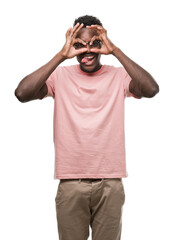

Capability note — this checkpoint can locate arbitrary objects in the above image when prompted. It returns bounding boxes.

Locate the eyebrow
[78,40,100,45]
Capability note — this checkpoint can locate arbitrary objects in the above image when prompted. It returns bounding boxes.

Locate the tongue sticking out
[81,57,89,63]
[81,56,95,63]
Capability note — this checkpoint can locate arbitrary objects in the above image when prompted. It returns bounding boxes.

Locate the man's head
[73,15,103,73]
[73,15,103,28]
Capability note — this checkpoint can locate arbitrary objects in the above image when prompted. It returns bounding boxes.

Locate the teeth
[86,56,94,59]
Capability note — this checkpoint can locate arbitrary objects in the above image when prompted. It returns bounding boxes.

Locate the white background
[0,0,173,239]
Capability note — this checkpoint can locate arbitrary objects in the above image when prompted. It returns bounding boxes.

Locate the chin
[80,64,97,73]
[77,54,101,73]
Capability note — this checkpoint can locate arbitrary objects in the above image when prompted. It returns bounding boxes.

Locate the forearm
[15,51,65,101]
[112,47,159,97]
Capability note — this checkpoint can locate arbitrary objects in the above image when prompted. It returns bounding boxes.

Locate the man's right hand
[60,23,88,59]
[15,23,88,102]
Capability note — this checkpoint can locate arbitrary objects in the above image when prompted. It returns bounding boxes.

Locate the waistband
[60,178,104,183]
[79,178,103,182]
[60,178,121,183]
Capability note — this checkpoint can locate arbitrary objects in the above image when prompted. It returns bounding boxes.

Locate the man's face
[75,28,102,73]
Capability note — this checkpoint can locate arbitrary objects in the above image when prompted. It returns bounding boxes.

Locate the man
[15,15,159,240]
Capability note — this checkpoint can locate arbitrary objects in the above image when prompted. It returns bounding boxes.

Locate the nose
[86,44,91,53]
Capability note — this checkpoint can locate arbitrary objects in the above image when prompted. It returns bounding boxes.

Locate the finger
[73,23,84,37]
[89,35,100,45]
[89,48,101,54]
[87,24,101,27]
[86,25,105,37]
[87,25,106,35]
[86,25,103,30]
[74,38,87,45]
[71,22,80,35]
[74,47,88,55]
[66,27,72,37]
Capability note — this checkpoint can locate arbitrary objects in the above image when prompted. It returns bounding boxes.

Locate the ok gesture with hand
[61,23,88,59]
[86,25,117,55]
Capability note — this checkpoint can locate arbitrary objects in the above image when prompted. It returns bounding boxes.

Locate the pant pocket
[120,179,125,203]
[55,181,62,202]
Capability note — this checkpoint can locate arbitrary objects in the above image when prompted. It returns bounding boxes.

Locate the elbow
[14,88,26,102]
[146,84,160,98]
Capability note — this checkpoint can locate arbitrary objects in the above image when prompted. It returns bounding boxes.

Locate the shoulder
[57,64,77,72]
[104,65,127,77]
[52,65,77,78]
[104,65,124,72]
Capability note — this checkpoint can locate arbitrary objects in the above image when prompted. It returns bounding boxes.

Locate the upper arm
[32,67,57,100]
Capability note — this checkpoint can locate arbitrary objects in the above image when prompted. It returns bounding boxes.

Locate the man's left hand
[86,25,117,55]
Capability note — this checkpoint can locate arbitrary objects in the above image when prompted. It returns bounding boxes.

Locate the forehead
[76,28,98,41]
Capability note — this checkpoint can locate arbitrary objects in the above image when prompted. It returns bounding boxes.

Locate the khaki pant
[55,178,125,240]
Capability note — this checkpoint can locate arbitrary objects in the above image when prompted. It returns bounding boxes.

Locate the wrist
[112,46,120,57]
[59,49,67,61]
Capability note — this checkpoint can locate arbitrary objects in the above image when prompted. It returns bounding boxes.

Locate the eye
[92,40,102,48]
[74,43,85,49]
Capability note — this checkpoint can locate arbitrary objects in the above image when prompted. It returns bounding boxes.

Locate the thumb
[90,48,101,53]
[75,48,88,55]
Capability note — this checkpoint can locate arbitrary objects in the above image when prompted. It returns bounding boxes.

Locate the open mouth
[81,54,96,66]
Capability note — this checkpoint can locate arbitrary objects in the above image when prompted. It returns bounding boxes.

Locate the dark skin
[14,22,159,102]
[75,28,102,73]
[14,23,87,102]
[76,25,159,98]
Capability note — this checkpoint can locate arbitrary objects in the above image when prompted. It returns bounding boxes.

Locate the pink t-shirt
[41,64,139,179]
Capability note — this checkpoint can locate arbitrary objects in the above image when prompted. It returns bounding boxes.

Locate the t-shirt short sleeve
[121,67,133,97]
[121,67,141,99]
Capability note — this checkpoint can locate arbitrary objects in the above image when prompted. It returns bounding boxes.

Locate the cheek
[76,56,81,63]
[96,55,101,62]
